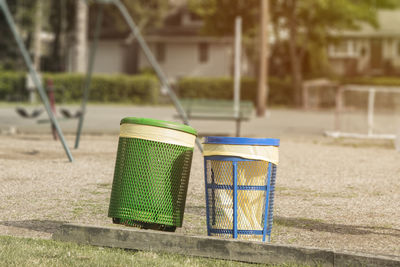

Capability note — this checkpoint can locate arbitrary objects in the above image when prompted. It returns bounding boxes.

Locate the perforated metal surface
[204,157,277,242]
[108,137,193,228]
[266,164,277,236]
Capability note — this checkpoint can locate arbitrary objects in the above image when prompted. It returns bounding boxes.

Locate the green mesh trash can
[108,117,197,231]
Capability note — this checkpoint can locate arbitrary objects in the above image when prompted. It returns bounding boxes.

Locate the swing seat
[60,108,82,119]
[15,107,43,118]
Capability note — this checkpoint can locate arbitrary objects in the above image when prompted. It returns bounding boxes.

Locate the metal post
[204,158,211,236]
[232,161,238,239]
[335,86,344,132]
[74,4,104,149]
[233,17,242,119]
[367,88,376,136]
[47,79,58,141]
[211,169,216,225]
[396,125,400,152]
[235,119,240,137]
[112,0,203,153]
[262,162,272,242]
[302,84,309,110]
[0,0,74,162]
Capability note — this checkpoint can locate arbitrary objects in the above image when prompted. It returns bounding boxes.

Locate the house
[91,6,253,80]
[328,10,400,76]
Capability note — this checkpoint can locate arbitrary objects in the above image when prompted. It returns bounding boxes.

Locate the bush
[341,76,400,86]
[0,72,26,101]
[0,72,159,104]
[177,76,294,106]
[45,73,160,104]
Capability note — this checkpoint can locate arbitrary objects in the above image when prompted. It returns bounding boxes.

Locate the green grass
[0,235,312,267]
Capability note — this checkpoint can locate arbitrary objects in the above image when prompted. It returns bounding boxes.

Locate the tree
[0,0,37,70]
[188,0,259,37]
[90,0,169,35]
[274,0,400,106]
[190,0,400,106]
[71,0,88,73]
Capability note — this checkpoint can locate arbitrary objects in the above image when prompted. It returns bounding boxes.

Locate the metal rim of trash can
[203,136,279,146]
[120,117,197,136]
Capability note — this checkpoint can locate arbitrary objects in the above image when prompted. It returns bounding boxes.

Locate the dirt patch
[0,134,399,257]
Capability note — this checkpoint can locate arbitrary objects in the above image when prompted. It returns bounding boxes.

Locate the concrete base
[53,223,400,267]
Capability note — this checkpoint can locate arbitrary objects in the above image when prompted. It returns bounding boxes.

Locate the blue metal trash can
[203,136,280,242]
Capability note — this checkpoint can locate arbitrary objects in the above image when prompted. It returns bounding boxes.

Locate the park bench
[177,98,254,137]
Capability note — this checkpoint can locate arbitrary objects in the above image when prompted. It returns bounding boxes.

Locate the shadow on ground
[275,216,400,237]
[0,220,66,235]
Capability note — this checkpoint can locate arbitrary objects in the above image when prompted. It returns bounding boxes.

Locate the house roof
[334,10,400,37]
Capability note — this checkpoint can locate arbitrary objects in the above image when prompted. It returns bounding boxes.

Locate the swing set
[0,0,202,162]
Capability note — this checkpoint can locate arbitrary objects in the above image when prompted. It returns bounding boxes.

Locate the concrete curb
[52,223,400,267]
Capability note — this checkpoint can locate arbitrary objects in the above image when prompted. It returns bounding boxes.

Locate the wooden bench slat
[177,98,255,136]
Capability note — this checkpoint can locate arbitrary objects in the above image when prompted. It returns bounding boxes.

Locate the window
[328,40,356,58]
[155,43,166,62]
[198,42,209,63]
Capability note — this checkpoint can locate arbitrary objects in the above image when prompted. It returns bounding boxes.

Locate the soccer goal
[325,85,400,141]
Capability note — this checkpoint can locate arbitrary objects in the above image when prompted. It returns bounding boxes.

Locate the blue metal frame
[204,136,280,146]
[232,161,238,239]
[262,162,272,242]
[267,164,277,241]
[206,184,267,191]
[204,155,277,242]
[211,168,216,225]
[210,229,263,235]
[204,160,211,236]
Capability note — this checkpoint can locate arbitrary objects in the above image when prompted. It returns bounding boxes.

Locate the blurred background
[1,0,400,138]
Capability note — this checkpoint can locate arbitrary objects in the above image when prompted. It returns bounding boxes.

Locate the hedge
[0,72,25,101]
[342,76,400,86]
[2,71,400,108]
[0,72,159,104]
[177,76,400,108]
[177,77,294,106]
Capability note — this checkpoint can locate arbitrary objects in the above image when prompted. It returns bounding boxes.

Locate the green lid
[120,117,197,136]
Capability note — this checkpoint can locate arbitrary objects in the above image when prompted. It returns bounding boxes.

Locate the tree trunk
[71,0,88,73]
[33,0,42,71]
[287,0,303,107]
[257,0,269,117]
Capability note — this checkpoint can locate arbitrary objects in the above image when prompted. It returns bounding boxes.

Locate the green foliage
[190,0,400,78]
[293,0,399,44]
[178,77,294,106]
[188,0,259,37]
[0,72,26,101]
[91,0,169,35]
[342,76,400,87]
[47,0,76,72]
[178,76,400,108]
[0,72,159,104]
[45,73,159,104]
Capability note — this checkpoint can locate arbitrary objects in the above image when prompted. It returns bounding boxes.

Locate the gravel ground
[0,133,399,258]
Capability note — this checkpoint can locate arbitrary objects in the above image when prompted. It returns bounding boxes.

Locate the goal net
[325,85,400,140]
